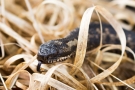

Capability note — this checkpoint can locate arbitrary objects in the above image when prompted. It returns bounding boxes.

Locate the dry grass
[0,0,135,90]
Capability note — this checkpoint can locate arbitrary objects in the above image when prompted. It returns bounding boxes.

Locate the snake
[37,22,135,72]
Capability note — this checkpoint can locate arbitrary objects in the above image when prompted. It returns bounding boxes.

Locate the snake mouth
[36,53,74,72]
[54,53,74,62]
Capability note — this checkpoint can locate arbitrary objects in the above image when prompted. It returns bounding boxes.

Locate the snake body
[37,23,135,71]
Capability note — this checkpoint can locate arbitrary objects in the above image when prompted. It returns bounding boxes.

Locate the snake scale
[37,22,135,71]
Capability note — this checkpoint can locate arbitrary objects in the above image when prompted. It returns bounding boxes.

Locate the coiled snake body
[37,23,135,71]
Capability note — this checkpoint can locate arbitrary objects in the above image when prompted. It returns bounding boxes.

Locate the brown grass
[0,0,135,90]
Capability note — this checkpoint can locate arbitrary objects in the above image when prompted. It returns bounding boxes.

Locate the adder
[37,23,135,71]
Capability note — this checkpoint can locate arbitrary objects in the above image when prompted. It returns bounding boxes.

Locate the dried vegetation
[0,0,135,90]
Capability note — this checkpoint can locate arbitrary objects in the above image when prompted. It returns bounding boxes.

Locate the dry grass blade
[31,62,93,90]
[0,6,35,36]
[36,0,73,31]
[90,5,126,82]
[0,73,8,90]
[32,73,76,90]
[15,81,28,90]
[0,37,4,59]
[25,0,44,43]
[101,44,135,61]
[39,64,63,90]
[89,61,135,89]
[102,52,133,62]
[48,78,75,90]
[55,63,90,90]
[5,70,32,89]
[101,76,135,86]
[3,54,31,70]
[0,22,37,53]
[73,6,95,71]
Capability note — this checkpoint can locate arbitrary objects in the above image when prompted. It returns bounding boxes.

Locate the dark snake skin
[37,23,135,71]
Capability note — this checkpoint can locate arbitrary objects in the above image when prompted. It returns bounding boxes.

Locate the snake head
[37,41,59,64]
[37,40,59,72]
[37,39,77,72]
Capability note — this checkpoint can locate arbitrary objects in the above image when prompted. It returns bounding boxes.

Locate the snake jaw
[55,53,74,62]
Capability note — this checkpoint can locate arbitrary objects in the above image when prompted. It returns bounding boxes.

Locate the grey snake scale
[37,22,135,71]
